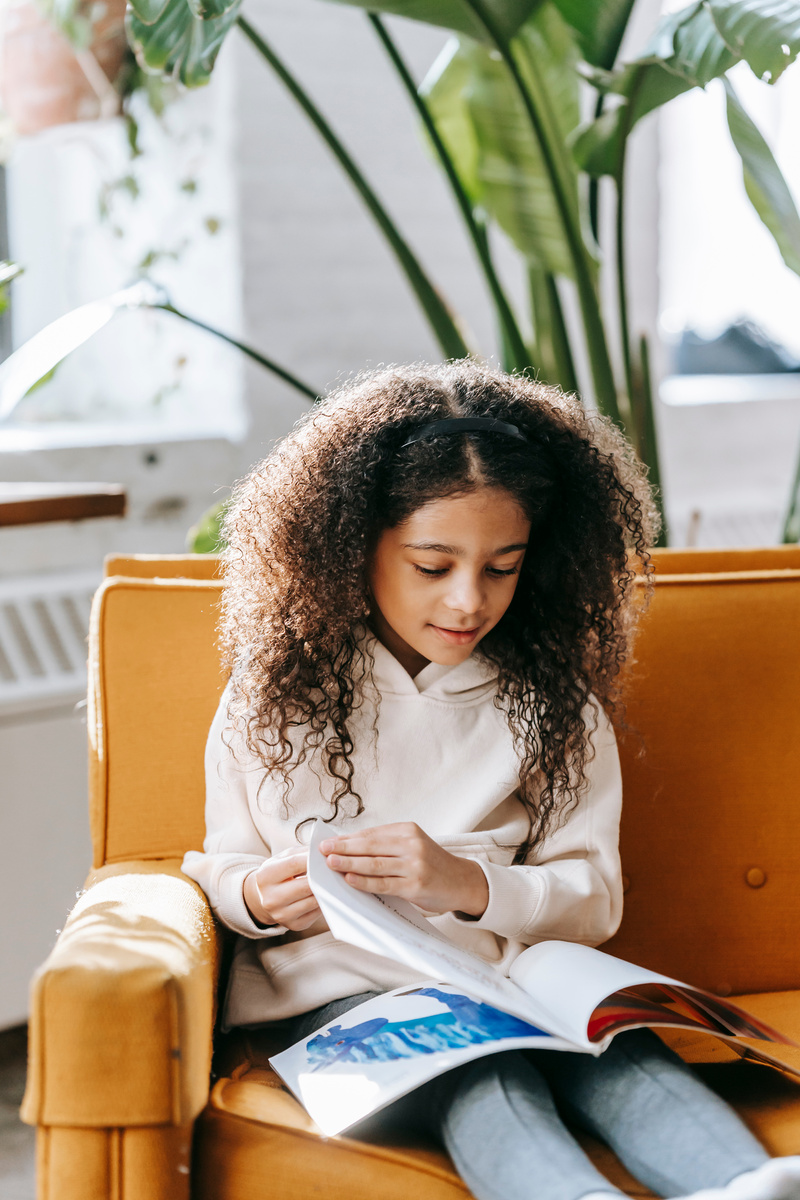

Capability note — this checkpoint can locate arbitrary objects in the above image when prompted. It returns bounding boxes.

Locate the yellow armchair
[21,548,800,1200]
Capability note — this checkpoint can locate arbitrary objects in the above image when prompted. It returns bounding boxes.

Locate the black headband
[401,416,528,448]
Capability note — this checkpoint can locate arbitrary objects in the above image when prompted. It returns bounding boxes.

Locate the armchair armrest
[21,861,223,1129]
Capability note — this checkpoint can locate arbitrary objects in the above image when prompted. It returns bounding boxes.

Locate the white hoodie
[182,636,623,1027]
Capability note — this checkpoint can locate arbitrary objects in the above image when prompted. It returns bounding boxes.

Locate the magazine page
[306,820,583,1043]
[269,982,571,1136]
[510,941,797,1052]
[307,822,797,1058]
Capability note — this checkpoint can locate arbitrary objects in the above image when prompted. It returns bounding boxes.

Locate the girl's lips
[430,624,481,645]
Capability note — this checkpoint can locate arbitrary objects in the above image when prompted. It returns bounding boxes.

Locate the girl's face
[367,486,531,678]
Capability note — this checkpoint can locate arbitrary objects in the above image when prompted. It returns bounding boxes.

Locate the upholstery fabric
[194,1082,472,1200]
[607,571,800,993]
[22,552,800,1200]
[649,547,800,574]
[88,578,227,865]
[35,1123,193,1200]
[21,862,221,1128]
[103,554,221,580]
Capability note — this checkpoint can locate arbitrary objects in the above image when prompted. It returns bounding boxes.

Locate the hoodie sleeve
[452,703,623,947]
[182,687,288,939]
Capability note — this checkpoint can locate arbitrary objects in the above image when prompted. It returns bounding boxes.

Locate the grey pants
[280,991,768,1200]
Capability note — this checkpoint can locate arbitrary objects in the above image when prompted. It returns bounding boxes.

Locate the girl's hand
[243,852,322,931]
[320,823,489,918]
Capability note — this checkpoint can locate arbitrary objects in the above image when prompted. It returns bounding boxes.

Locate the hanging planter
[0,0,129,135]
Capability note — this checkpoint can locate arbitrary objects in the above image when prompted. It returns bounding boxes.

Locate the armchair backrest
[606,566,800,994]
[101,547,800,582]
[88,576,226,865]
[90,552,800,996]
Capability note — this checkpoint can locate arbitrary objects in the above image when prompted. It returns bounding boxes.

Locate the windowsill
[661,374,800,407]
[0,421,245,453]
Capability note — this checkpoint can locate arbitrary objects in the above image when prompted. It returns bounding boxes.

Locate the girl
[183,361,800,1200]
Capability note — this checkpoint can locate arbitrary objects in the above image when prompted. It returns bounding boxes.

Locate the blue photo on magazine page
[306,988,546,1068]
[270,982,557,1136]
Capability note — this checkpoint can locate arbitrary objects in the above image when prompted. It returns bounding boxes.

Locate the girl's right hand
[243,853,322,931]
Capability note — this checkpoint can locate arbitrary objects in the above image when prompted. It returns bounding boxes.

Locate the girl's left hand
[319,822,489,918]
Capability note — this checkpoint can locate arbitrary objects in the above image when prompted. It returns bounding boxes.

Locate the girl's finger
[343,872,401,895]
[326,854,398,876]
[258,873,313,909]
[255,852,308,885]
[281,894,321,919]
[288,907,323,931]
[282,875,315,901]
[278,897,322,930]
[322,825,428,861]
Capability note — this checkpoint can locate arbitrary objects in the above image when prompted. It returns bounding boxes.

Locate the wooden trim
[0,483,126,527]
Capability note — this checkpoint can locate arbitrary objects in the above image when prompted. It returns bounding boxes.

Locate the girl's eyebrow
[402,541,529,555]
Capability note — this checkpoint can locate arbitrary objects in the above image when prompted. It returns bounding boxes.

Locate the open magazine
[269,820,799,1135]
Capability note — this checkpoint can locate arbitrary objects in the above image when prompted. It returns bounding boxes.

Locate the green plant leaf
[126,0,242,86]
[322,0,542,44]
[422,6,583,276]
[127,0,173,26]
[550,0,637,69]
[184,0,241,22]
[0,261,24,287]
[187,498,229,553]
[664,1,739,84]
[724,78,800,275]
[571,66,689,176]
[22,364,59,398]
[420,41,481,201]
[572,1,738,176]
[0,282,165,421]
[126,0,542,90]
[709,0,800,83]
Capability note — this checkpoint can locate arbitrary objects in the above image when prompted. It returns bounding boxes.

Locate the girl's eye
[414,564,519,578]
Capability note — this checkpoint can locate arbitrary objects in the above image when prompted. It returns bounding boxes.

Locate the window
[659,60,800,404]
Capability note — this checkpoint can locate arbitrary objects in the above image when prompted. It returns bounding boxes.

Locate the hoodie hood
[365,632,499,705]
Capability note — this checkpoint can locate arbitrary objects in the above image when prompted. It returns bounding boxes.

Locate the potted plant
[0,0,131,134]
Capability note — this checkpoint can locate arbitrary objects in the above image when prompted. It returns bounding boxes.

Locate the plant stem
[781,438,800,542]
[544,274,578,395]
[157,303,320,401]
[460,0,621,425]
[588,93,605,245]
[636,334,668,546]
[615,143,634,409]
[367,13,534,375]
[236,14,470,363]
[613,63,649,426]
[528,268,578,393]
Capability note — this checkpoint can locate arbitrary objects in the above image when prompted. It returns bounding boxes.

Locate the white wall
[0,705,90,1028]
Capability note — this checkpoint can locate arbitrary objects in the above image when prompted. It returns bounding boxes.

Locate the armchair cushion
[22,862,222,1129]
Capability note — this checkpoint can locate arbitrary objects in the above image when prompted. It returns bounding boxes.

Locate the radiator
[0,569,98,717]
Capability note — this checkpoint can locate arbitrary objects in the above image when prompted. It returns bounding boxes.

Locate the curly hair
[220,360,659,862]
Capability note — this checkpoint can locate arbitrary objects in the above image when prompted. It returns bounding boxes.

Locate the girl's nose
[443,571,485,617]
